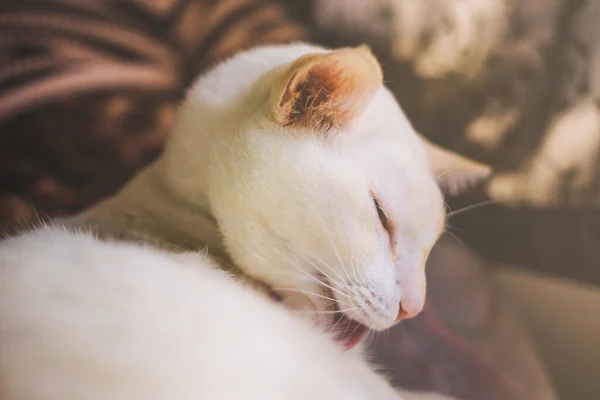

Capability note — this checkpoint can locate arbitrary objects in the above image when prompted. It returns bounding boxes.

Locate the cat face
[171,45,490,349]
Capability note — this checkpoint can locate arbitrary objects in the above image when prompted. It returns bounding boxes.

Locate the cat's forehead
[253,86,436,195]
[328,92,430,177]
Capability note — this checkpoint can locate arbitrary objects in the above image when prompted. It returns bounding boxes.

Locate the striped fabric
[0,0,305,226]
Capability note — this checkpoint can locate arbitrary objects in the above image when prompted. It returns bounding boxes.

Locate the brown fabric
[0,1,558,399]
[0,0,305,228]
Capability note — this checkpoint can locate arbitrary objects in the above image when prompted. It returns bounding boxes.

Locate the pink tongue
[268,287,366,350]
[335,315,368,350]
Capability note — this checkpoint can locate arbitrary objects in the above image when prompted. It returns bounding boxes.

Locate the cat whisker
[287,238,364,296]
[315,215,351,283]
[435,166,459,181]
[256,269,314,283]
[363,329,377,346]
[348,246,359,285]
[349,246,366,287]
[443,201,453,214]
[284,244,353,300]
[261,272,352,305]
[254,220,355,304]
[259,236,350,299]
[287,265,351,301]
[446,199,499,218]
[442,229,466,249]
[297,305,365,315]
[288,257,353,302]
[258,266,351,310]
[330,311,344,332]
[272,287,350,305]
[344,316,364,339]
[445,225,476,242]
[32,206,42,225]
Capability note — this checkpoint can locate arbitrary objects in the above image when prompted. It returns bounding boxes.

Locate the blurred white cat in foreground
[0,44,489,399]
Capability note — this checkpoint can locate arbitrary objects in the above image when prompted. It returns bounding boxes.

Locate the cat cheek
[280,291,314,311]
[279,290,333,328]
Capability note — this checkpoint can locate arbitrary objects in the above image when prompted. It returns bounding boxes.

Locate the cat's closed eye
[373,197,392,237]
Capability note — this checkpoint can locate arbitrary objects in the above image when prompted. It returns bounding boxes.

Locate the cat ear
[270,45,383,132]
[421,136,492,196]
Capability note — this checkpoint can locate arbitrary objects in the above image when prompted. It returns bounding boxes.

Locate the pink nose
[396,302,422,321]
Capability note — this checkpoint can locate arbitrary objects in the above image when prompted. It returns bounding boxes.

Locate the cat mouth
[267,282,368,350]
[322,282,368,350]
[332,307,368,350]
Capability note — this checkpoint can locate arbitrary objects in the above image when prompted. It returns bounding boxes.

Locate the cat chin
[333,310,369,350]
[269,282,369,350]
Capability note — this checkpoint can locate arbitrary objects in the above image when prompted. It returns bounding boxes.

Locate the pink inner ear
[273,46,383,132]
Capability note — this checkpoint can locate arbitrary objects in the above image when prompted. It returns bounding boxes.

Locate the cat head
[163,44,490,348]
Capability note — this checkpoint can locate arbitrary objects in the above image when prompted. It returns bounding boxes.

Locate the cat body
[0,226,397,400]
[0,43,488,399]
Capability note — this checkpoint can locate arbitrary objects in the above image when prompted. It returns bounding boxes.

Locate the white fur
[0,44,485,399]
[0,226,452,400]
[159,44,449,330]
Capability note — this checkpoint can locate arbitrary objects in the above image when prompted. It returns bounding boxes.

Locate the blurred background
[1,1,599,399]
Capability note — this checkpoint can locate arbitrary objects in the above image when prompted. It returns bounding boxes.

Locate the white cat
[0,44,489,399]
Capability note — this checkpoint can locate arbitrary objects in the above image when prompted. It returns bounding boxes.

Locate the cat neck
[75,158,228,260]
